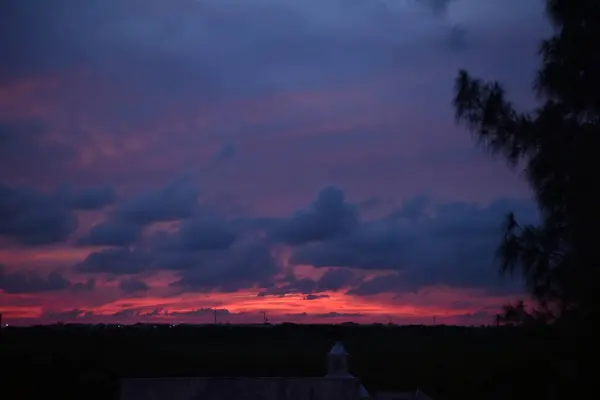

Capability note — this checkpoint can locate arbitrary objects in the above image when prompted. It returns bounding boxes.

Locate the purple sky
[0,0,549,325]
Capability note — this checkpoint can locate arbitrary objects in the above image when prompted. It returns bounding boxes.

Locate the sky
[0,0,550,326]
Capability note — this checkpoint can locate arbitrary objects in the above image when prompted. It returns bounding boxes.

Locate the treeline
[0,323,584,400]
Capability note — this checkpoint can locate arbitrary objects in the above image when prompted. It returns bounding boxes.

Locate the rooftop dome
[328,341,348,356]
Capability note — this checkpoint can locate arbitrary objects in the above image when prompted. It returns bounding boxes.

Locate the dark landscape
[0,323,583,400]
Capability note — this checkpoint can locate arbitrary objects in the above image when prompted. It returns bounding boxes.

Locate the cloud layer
[0,0,549,325]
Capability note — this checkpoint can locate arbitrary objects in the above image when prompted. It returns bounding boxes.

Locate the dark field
[0,323,585,400]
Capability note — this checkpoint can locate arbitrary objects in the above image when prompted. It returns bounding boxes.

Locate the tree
[453,0,600,322]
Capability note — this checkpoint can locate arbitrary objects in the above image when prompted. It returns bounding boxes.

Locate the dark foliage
[0,324,585,400]
[452,0,600,322]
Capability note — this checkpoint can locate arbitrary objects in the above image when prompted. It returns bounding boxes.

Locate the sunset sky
[0,0,549,326]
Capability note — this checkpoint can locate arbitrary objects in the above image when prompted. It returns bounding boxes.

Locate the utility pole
[214,309,217,325]
[261,311,268,324]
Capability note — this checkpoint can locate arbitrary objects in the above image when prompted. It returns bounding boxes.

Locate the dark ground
[0,323,585,400]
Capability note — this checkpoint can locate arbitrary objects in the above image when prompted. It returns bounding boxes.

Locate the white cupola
[325,341,353,378]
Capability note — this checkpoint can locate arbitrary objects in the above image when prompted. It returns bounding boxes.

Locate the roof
[328,341,348,356]
[375,390,433,400]
[359,384,370,399]
[120,377,362,400]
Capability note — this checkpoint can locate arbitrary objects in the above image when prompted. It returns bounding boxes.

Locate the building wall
[120,377,362,400]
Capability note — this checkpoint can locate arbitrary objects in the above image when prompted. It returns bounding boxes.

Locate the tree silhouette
[453,0,600,322]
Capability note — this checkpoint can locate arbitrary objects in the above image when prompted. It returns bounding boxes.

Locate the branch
[453,70,535,167]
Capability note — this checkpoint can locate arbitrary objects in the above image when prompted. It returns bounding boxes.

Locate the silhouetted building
[119,341,432,400]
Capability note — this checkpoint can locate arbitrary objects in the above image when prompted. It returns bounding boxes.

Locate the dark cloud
[71,278,96,292]
[75,248,153,275]
[0,185,78,245]
[41,309,91,321]
[257,189,537,297]
[77,221,142,247]
[0,183,123,245]
[168,308,231,318]
[0,119,77,182]
[304,294,330,300]
[416,0,458,17]
[56,185,117,211]
[114,180,199,225]
[285,311,365,319]
[160,217,237,252]
[0,265,71,294]
[258,268,358,297]
[119,278,149,293]
[142,308,166,317]
[170,244,278,293]
[289,192,536,295]
[270,186,358,245]
[65,182,536,297]
[0,0,477,104]
[213,143,236,161]
[112,309,141,319]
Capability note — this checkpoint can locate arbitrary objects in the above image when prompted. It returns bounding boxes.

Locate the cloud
[56,185,117,211]
[77,221,142,247]
[160,217,237,252]
[285,311,365,319]
[0,185,78,245]
[71,278,96,292]
[170,244,278,293]
[258,268,358,297]
[0,183,123,245]
[168,308,231,318]
[113,180,199,225]
[119,278,149,293]
[58,181,537,299]
[0,265,71,294]
[213,143,236,161]
[0,119,77,182]
[304,294,330,300]
[416,0,458,17]
[75,248,153,275]
[41,309,91,321]
[264,188,537,296]
[269,186,358,245]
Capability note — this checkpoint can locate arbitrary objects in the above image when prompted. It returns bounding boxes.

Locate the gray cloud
[56,185,117,211]
[264,188,537,296]
[416,0,458,17]
[0,183,122,245]
[0,265,71,294]
[213,143,236,161]
[304,294,330,300]
[160,217,237,252]
[63,181,538,297]
[170,244,278,293]
[0,0,478,100]
[285,311,365,319]
[269,186,358,245]
[0,185,78,245]
[71,278,96,292]
[119,278,149,293]
[75,248,153,275]
[77,221,142,247]
[0,119,77,183]
[114,180,199,225]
